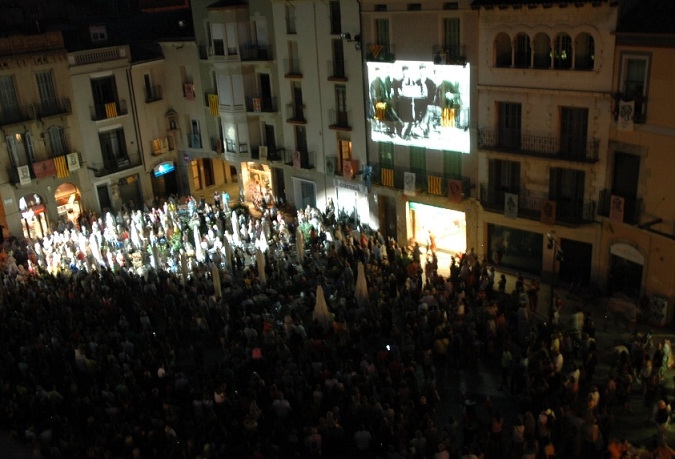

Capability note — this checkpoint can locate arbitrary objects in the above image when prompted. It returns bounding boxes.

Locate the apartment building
[601,0,675,325]
[360,0,479,257]
[0,32,86,239]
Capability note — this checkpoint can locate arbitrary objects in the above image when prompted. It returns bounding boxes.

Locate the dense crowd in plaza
[0,195,673,459]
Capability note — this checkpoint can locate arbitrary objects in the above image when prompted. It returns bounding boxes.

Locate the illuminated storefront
[54,183,82,228]
[19,194,49,240]
[409,202,467,258]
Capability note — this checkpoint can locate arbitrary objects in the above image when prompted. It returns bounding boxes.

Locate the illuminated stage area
[367,60,471,154]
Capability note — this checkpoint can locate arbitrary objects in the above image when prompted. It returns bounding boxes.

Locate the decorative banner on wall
[67,152,80,171]
[504,192,518,219]
[428,176,442,195]
[292,151,301,169]
[54,155,69,178]
[381,168,394,187]
[33,159,57,179]
[208,94,219,116]
[17,165,31,185]
[448,179,463,203]
[258,145,268,160]
[403,171,416,196]
[609,194,625,223]
[541,200,557,226]
[617,99,634,132]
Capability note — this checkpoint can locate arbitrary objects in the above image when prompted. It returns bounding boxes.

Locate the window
[295,125,307,152]
[375,19,390,47]
[210,23,226,56]
[514,33,531,68]
[334,85,348,126]
[494,33,512,68]
[190,119,202,149]
[498,102,521,150]
[144,73,161,102]
[443,150,461,178]
[36,70,58,115]
[379,141,394,169]
[0,75,20,123]
[286,4,297,34]
[292,81,304,120]
[560,107,588,159]
[410,146,426,174]
[575,33,594,70]
[329,1,341,35]
[91,75,118,119]
[488,159,520,197]
[47,125,66,157]
[6,132,35,167]
[549,167,585,220]
[554,33,572,70]
[532,33,550,69]
[294,179,316,209]
[99,128,127,169]
[331,39,345,79]
[89,25,107,42]
[619,53,650,123]
[443,18,461,59]
[612,152,640,222]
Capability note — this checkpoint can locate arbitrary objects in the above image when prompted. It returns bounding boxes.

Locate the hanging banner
[54,155,69,178]
[404,171,416,196]
[541,200,557,226]
[448,179,463,203]
[67,152,80,171]
[504,192,518,219]
[33,159,57,179]
[609,194,625,223]
[617,99,634,132]
[17,165,31,185]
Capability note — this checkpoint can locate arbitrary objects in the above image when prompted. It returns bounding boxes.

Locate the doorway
[558,238,592,287]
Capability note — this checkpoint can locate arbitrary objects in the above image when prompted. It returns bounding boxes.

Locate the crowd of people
[0,194,672,459]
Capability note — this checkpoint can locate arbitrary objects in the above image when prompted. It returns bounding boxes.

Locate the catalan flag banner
[381,168,394,187]
[105,102,118,118]
[369,44,384,60]
[67,152,80,171]
[208,94,219,116]
[428,176,442,195]
[54,155,69,178]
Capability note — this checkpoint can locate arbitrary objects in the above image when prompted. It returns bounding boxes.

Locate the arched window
[532,32,551,69]
[574,33,595,70]
[513,33,531,68]
[494,33,512,68]
[554,33,572,69]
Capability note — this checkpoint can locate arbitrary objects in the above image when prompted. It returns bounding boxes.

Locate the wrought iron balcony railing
[597,189,642,225]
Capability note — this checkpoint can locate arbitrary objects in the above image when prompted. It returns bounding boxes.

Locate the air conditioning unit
[433,53,448,65]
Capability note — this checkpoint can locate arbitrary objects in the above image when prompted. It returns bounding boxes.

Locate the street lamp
[547,233,564,322]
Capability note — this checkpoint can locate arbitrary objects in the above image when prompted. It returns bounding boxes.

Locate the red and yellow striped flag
[54,155,69,178]
[428,176,442,195]
[381,168,394,187]
[105,102,118,118]
[208,94,219,116]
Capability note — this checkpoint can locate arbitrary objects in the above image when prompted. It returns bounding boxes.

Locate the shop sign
[335,179,366,195]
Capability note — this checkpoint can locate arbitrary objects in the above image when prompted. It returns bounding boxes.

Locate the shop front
[151,161,180,200]
[334,179,369,228]
[54,183,82,229]
[243,162,274,208]
[409,201,467,264]
[19,193,49,240]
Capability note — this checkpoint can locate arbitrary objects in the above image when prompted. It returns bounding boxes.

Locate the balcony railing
[372,164,473,199]
[187,133,202,149]
[284,58,302,77]
[329,109,351,130]
[240,43,272,61]
[282,149,314,169]
[90,100,128,121]
[365,43,395,62]
[37,98,71,118]
[145,85,163,103]
[246,96,277,113]
[480,184,597,225]
[597,189,643,225]
[0,105,35,126]
[478,128,599,163]
[89,153,142,177]
[432,44,467,65]
[327,59,347,80]
[286,102,306,123]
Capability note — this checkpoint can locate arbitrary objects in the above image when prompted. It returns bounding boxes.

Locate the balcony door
[560,107,588,159]
[498,102,521,150]
[612,152,640,222]
[549,167,584,221]
[488,159,520,204]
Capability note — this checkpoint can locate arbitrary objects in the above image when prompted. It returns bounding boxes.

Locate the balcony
[145,85,163,103]
[89,153,142,178]
[373,164,473,199]
[240,43,272,61]
[365,43,395,63]
[36,98,71,119]
[284,59,302,78]
[246,96,277,113]
[327,59,347,81]
[432,44,467,66]
[187,133,202,149]
[0,105,35,126]
[597,189,643,225]
[282,149,314,169]
[478,128,599,163]
[480,184,597,225]
[328,109,351,131]
[286,102,306,124]
[90,100,128,121]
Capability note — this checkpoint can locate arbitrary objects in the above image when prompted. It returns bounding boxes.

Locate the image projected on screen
[367,60,470,153]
